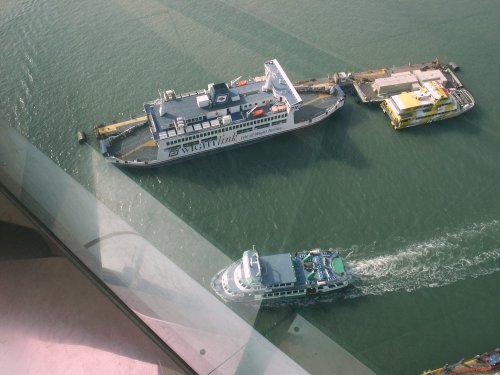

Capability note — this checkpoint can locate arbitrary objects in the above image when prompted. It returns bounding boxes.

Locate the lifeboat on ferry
[251,108,265,118]
[234,80,248,87]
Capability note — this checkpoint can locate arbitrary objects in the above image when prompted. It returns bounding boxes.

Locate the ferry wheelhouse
[211,248,350,303]
[381,80,474,129]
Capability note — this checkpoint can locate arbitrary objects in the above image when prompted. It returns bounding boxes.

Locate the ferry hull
[96,59,345,168]
[211,268,349,303]
[103,98,344,168]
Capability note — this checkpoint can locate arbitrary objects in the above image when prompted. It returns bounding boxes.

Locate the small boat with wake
[211,248,350,303]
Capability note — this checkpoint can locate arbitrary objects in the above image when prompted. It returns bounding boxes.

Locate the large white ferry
[96,59,345,167]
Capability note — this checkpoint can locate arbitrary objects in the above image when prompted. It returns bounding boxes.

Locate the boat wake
[261,220,500,307]
[345,219,500,297]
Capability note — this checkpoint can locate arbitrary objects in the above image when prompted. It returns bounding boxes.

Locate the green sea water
[1,0,500,373]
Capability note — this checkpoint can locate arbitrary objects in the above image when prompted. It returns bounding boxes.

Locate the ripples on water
[261,220,500,307]
[347,219,500,296]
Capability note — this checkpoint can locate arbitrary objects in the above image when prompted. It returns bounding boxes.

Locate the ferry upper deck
[147,59,303,143]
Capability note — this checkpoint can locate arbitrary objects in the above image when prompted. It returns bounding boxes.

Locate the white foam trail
[257,221,500,307]
[345,220,500,297]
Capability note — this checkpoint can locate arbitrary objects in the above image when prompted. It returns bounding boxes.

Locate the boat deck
[211,250,349,303]
[104,125,158,163]
[293,91,341,124]
[95,116,147,138]
[293,252,341,286]
[347,61,464,103]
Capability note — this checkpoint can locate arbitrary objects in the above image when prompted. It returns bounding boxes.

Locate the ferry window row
[241,100,271,110]
[186,115,206,124]
[270,282,293,287]
[164,113,287,146]
[239,280,252,289]
[166,125,242,146]
[264,289,305,297]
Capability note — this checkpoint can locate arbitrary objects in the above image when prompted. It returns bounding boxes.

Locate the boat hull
[211,249,350,303]
[103,101,343,168]
[95,69,345,168]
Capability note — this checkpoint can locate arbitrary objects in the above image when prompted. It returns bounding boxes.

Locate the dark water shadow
[130,106,369,191]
